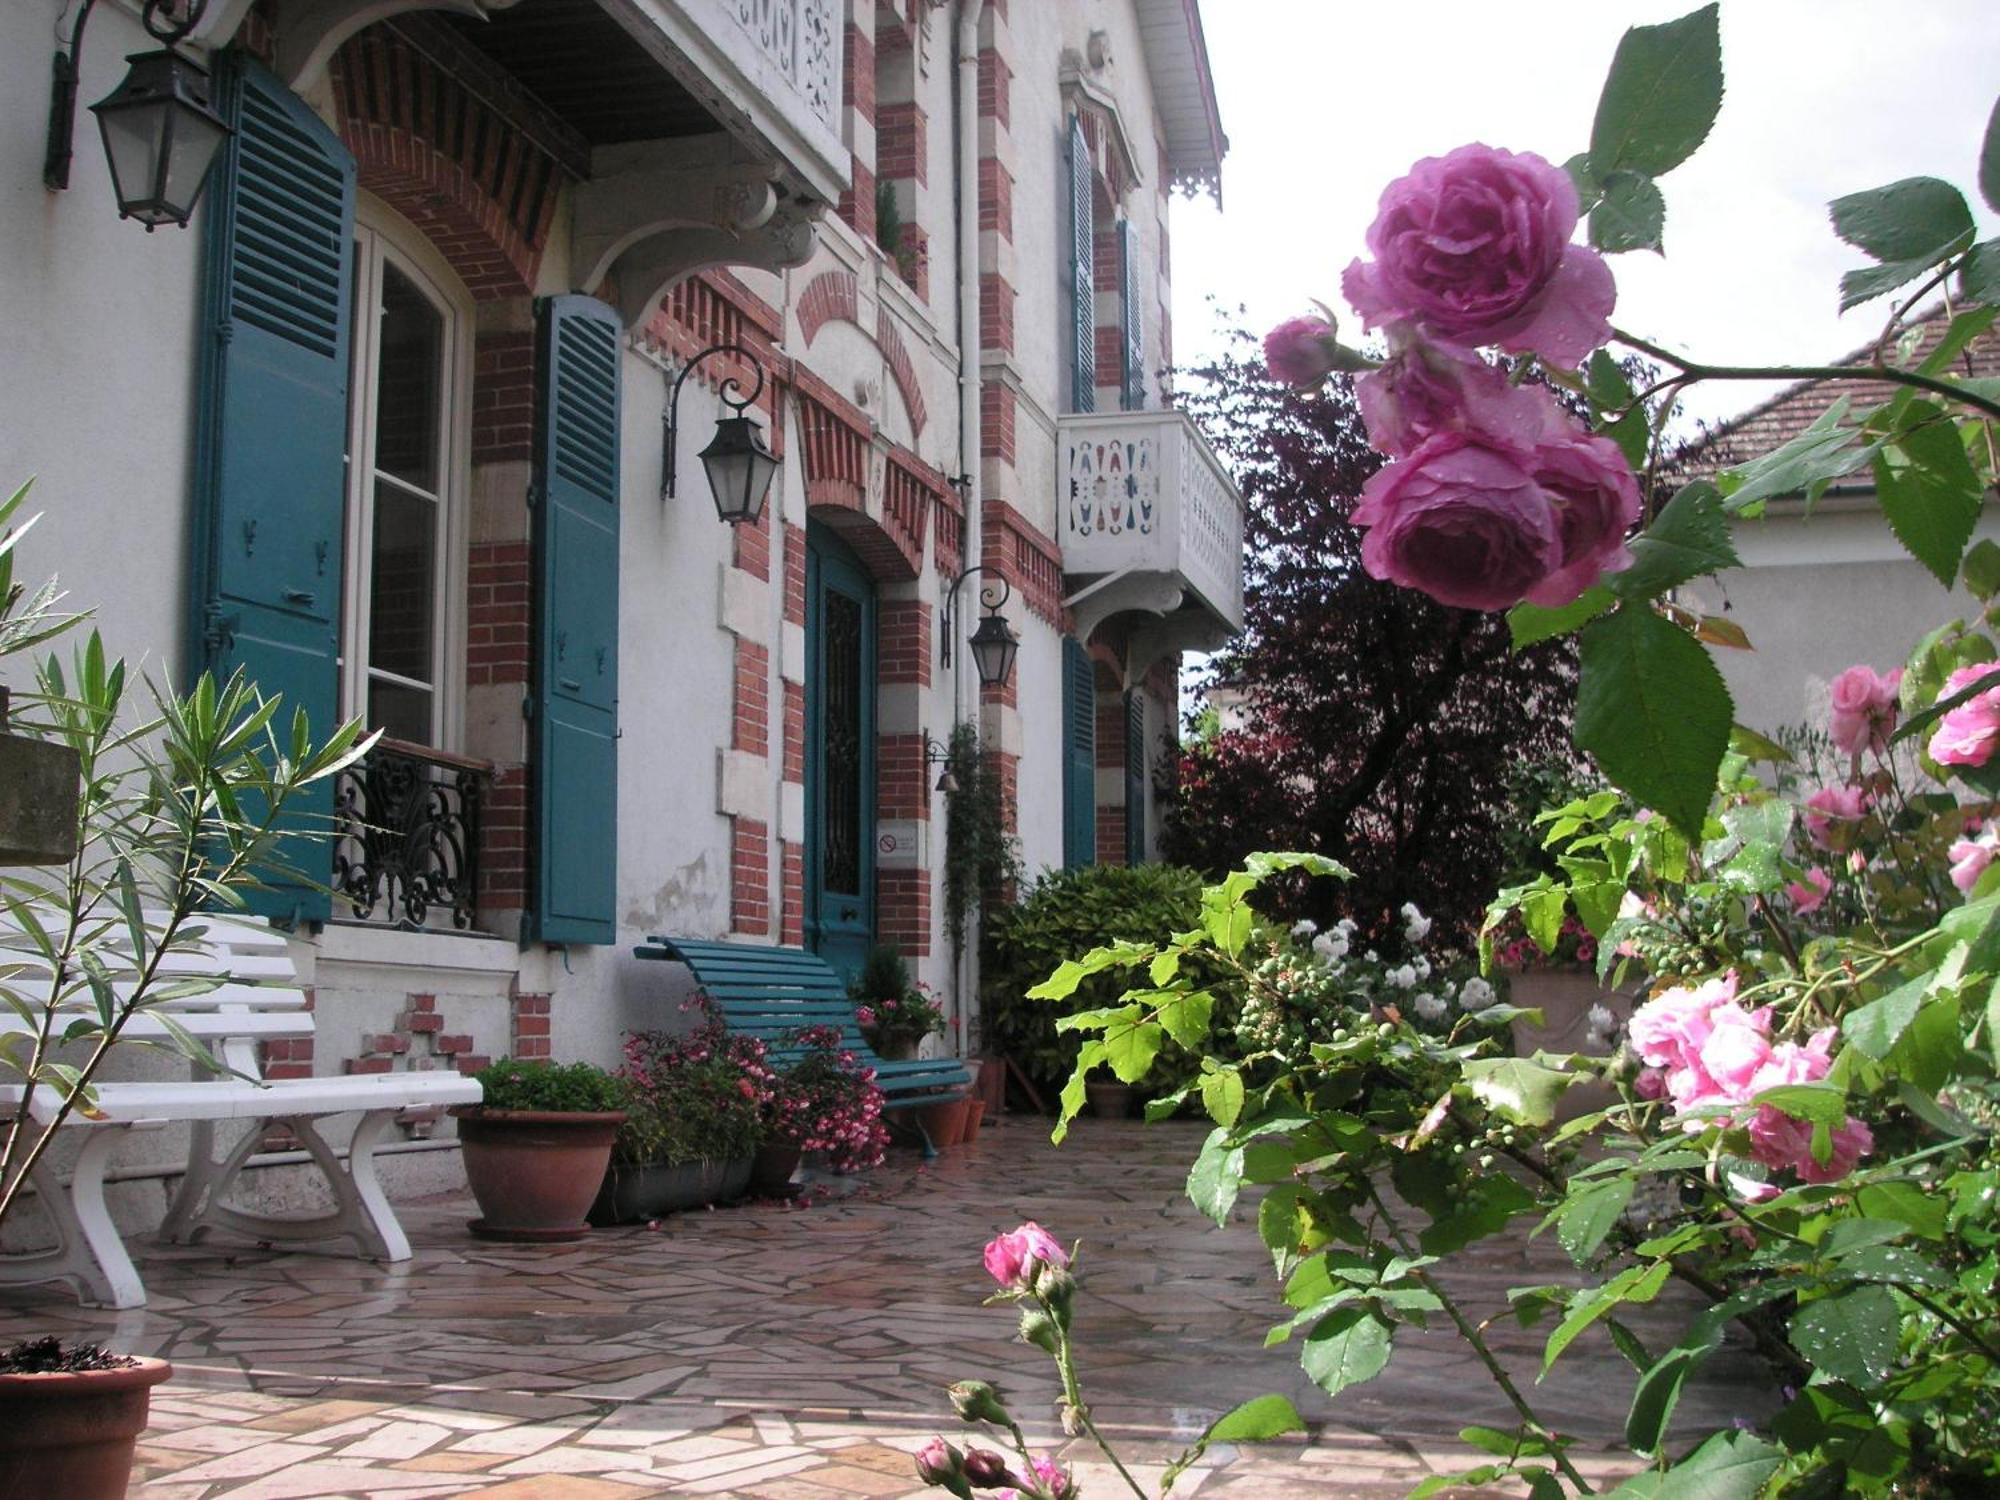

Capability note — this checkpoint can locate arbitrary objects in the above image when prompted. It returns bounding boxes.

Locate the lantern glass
[91,52,229,230]
[967,611,1020,689]
[699,415,780,525]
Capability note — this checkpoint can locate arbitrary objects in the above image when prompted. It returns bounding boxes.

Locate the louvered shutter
[530,295,623,945]
[1123,691,1146,865]
[190,55,356,924]
[1067,116,1095,414]
[1062,638,1096,869]
[1118,220,1143,411]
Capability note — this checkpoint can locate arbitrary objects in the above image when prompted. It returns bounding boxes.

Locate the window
[339,209,470,748]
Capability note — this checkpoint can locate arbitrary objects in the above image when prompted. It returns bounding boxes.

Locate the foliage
[0,480,373,1234]
[471,1059,627,1116]
[942,722,1019,967]
[850,943,945,1050]
[1162,328,1584,943]
[614,1007,759,1166]
[981,863,1217,1101]
[759,1024,889,1169]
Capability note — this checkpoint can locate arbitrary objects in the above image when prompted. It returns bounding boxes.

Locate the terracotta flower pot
[960,1097,986,1144]
[914,1098,965,1148]
[1085,1080,1135,1120]
[750,1142,803,1196]
[0,1355,171,1500]
[450,1107,625,1242]
[874,1035,921,1062]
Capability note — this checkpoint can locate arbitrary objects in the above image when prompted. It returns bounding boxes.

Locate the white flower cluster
[1457,976,1495,1012]
[1413,992,1449,1021]
[1586,1002,1619,1049]
[1401,902,1432,943]
[1307,917,1358,967]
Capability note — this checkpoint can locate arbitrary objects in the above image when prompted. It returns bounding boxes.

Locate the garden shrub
[472,1059,628,1114]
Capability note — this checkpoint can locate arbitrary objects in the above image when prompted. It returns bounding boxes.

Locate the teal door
[804,524,876,980]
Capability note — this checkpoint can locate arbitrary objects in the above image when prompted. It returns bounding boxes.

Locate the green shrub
[981,863,1232,1100]
[472,1059,627,1114]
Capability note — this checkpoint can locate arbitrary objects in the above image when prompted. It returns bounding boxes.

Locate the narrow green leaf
[1592,170,1667,253]
[1589,4,1723,178]
[1576,607,1735,842]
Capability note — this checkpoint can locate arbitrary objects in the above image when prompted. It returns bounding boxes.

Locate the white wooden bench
[0,912,481,1308]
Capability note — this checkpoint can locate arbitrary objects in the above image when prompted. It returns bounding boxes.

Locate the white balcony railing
[1059,409,1246,639]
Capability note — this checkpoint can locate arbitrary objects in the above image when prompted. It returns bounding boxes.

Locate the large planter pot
[450,1107,625,1242]
[0,1355,172,1500]
[1084,1080,1135,1120]
[588,1155,755,1225]
[914,1098,965,1148]
[961,1097,986,1144]
[874,1035,922,1062]
[1506,970,1636,1121]
[750,1142,803,1197]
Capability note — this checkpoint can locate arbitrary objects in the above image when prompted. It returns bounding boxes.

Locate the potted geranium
[850,943,944,1060]
[0,482,373,1498]
[450,1060,627,1241]
[589,1005,759,1223]
[752,1024,890,1192]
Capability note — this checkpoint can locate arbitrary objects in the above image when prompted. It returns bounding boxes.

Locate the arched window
[339,200,472,749]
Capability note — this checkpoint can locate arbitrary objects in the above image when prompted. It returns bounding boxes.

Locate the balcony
[333,741,490,932]
[1058,410,1246,667]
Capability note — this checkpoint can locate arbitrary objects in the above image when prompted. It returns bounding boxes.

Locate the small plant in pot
[0,481,373,1498]
[590,1005,760,1224]
[451,1060,628,1242]
[850,944,943,1061]
[753,1024,890,1191]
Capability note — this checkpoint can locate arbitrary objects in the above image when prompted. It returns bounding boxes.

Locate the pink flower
[1519,426,1642,608]
[855,1006,876,1028]
[1802,785,1870,851]
[1262,315,1344,388]
[1786,868,1833,914]
[1951,831,1998,893]
[982,1222,1068,1290]
[1930,665,2000,768]
[1352,433,1561,611]
[1025,1455,1077,1500]
[1354,337,1561,459]
[1748,1108,1874,1184]
[916,1437,962,1487]
[1696,1008,1776,1100]
[1827,665,1901,757]
[1628,974,1741,1077]
[1342,144,1615,367]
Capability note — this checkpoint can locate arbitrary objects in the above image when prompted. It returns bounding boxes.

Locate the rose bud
[962,1448,1013,1488]
[948,1380,1013,1426]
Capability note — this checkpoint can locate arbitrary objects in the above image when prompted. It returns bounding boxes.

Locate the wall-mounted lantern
[940,565,1020,691]
[46,0,232,232]
[662,343,779,525]
[922,734,957,794]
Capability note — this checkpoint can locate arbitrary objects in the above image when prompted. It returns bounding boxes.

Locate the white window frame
[340,196,473,753]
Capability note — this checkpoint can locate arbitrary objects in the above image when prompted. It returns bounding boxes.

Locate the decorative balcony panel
[1059,410,1246,659]
[333,740,489,931]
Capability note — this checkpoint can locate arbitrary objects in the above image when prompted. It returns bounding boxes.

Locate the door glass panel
[373,263,443,491]
[823,588,863,895]
[368,481,436,686]
[367,678,433,745]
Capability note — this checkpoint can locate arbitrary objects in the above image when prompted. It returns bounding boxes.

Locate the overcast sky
[1171,1,2000,425]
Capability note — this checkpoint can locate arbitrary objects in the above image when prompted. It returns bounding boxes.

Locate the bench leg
[159,1112,411,1263]
[0,1131,147,1309]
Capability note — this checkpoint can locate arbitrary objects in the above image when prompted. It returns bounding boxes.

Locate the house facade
[1,0,1237,1203]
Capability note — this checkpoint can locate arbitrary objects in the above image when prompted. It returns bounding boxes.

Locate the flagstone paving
[0,1117,1768,1498]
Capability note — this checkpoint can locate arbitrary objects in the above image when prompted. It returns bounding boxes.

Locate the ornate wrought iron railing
[332,739,488,931]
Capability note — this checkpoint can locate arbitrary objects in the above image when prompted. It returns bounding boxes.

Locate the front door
[804,524,876,980]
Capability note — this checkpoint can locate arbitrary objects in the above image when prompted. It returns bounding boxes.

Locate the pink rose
[1827,665,1901,757]
[962,1449,1013,1487]
[1352,433,1561,611]
[1354,337,1562,459]
[916,1437,963,1487]
[1748,1108,1873,1185]
[1950,832,1997,893]
[1519,426,1642,608]
[1628,973,1741,1076]
[1930,665,2000,768]
[1786,868,1833,914]
[982,1222,1067,1289]
[1262,315,1344,388]
[1802,785,1870,851]
[1696,1008,1776,1099]
[1026,1455,1076,1500]
[1342,144,1616,367]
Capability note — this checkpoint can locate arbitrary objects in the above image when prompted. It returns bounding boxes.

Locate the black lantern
[664,343,778,525]
[940,564,1020,691]
[697,414,782,526]
[91,50,230,230]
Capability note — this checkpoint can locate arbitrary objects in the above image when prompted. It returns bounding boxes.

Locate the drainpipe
[953,0,988,1058]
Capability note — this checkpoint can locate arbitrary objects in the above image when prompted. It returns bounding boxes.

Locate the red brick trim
[732,817,771,934]
[262,987,315,1081]
[329,31,559,299]
[733,639,770,754]
[977,50,1011,128]
[839,160,878,243]
[480,763,528,912]
[980,274,1016,355]
[983,500,1065,627]
[877,868,931,957]
[980,379,1016,465]
[935,485,965,578]
[879,600,932,689]
[733,509,772,581]
[342,991,490,1138]
[780,841,804,947]
[467,540,531,687]
[471,331,534,464]
[510,989,550,1062]
[978,158,1014,242]
[782,681,805,784]
[783,523,807,627]
[879,732,928,820]
[877,101,927,186]
[875,311,928,437]
[797,270,861,347]
[843,23,877,125]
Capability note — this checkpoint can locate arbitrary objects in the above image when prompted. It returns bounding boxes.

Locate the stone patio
[0,1117,1767,1498]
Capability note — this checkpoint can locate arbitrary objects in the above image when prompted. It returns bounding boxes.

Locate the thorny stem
[1364,1181,1595,1495]
[1609,327,2000,425]
[1047,1297,1150,1500]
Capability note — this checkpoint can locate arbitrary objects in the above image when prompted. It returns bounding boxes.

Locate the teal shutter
[190,55,356,924]
[1067,117,1096,414]
[1123,691,1146,865]
[529,295,622,945]
[1118,219,1143,410]
[1062,638,1095,869]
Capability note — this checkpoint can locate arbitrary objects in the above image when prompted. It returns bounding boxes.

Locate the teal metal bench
[632,937,970,1158]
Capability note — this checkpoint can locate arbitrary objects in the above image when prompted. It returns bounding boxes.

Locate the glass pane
[823,589,863,896]
[367,677,433,746]
[368,481,436,689]
[373,262,444,491]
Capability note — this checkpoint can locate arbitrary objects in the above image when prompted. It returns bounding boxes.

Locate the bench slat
[2,1071,481,1125]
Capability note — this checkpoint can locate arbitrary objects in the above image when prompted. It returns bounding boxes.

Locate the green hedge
[981,863,1228,1101]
